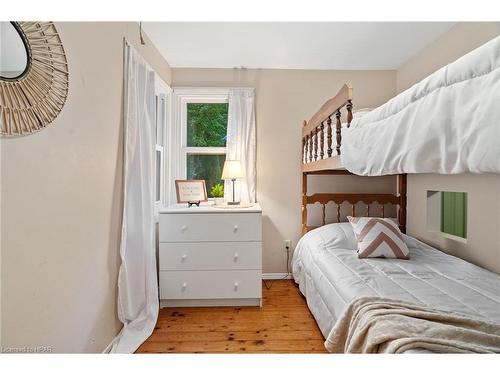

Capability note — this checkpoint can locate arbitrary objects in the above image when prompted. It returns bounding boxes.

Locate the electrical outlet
[284,240,291,252]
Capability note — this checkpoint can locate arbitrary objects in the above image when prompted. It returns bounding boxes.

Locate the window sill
[429,230,467,244]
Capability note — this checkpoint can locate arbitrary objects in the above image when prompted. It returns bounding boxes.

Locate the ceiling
[143,22,455,70]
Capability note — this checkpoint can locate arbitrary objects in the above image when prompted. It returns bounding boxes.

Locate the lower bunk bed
[292,222,500,353]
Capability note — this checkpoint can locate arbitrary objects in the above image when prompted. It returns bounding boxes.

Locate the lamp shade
[221,160,245,179]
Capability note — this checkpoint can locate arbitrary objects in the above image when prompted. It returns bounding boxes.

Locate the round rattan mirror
[0,21,69,136]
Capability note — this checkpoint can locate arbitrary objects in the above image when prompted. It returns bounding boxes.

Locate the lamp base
[227,201,240,205]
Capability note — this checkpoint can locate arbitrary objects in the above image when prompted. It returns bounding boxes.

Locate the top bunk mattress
[292,223,500,338]
[341,35,500,175]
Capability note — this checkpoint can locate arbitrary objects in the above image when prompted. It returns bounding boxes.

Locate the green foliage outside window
[186,102,229,197]
[187,103,228,147]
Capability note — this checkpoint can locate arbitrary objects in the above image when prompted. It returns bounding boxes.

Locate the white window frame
[154,75,172,212]
[170,87,230,204]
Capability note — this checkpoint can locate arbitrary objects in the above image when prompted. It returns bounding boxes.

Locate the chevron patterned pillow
[347,217,410,259]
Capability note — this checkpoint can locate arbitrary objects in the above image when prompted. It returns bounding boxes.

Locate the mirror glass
[0,22,29,80]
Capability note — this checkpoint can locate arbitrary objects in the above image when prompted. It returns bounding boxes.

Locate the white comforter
[341,35,500,175]
[292,223,500,341]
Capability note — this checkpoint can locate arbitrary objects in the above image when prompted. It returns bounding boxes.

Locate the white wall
[0,22,172,353]
[408,173,500,273]
[172,68,397,272]
[397,22,500,92]
[397,22,500,273]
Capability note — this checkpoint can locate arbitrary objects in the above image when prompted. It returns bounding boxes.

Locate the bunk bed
[293,35,500,353]
[300,83,407,235]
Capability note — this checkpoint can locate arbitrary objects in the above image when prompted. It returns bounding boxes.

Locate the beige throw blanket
[325,297,500,353]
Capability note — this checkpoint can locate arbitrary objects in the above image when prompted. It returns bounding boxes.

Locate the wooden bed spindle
[302,135,309,163]
[309,130,313,162]
[302,136,307,163]
[351,204,356,217]
[321,204,326,225]
[365,204,370,217]
[313,128,318,161]
[380,204,385,218]
[335,109,342,155]
[319,121,324,159]
[346,100,353,128]
[302,120,307,163]
[336,204,341,223]
[326,116,332,157]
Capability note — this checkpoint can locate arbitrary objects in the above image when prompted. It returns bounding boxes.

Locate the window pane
[187,154,225,197]
[441,192,467,238]
[156,150,161,202]
[187,103,228,147]
[156,95,165,144]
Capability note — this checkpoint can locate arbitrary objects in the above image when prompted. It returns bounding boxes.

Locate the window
[427,190,468,241]
[172,88,230,201]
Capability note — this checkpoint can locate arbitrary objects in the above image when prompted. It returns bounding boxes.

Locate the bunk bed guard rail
[302,84,353,169]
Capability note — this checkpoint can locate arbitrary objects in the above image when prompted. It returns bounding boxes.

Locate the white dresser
[158,203,262,307]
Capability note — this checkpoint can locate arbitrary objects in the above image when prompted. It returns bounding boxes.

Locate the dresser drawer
[159,242,261,271]
[159,270,262,300]
[159,213,261,242]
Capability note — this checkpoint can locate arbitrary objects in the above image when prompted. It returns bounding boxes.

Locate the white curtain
[225,88,256,204]
[111,42,158,353]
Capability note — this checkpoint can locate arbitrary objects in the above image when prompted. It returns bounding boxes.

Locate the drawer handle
[182,283,187,290]
[234,282,239,291]
[181,254,187,261]
[233,253,239,261]
[233,225,238,232]
[181,225,188,232]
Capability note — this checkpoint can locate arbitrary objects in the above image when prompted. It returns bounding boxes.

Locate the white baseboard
[262,273,293,280]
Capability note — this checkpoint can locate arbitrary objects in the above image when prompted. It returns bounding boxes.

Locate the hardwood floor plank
[136,280,327,354]
[138,340,327,353]
[156,315,320,325]
[144,330,324,342]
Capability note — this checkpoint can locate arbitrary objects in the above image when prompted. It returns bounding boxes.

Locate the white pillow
[353,108,373,119]
[347,216,410,259]
[346,108,373,128]
[302,222,358,252]
[323,222,358,251]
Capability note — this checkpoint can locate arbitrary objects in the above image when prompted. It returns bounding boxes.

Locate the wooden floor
[136,280,327,353]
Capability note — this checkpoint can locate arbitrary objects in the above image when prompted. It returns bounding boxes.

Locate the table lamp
[221,160,245,205]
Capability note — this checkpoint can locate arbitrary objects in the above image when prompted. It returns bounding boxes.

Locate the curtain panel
[225,88,256,204]
[111,42,158,353]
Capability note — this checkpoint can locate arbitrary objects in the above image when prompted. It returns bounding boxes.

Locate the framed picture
[175,180,208,205]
